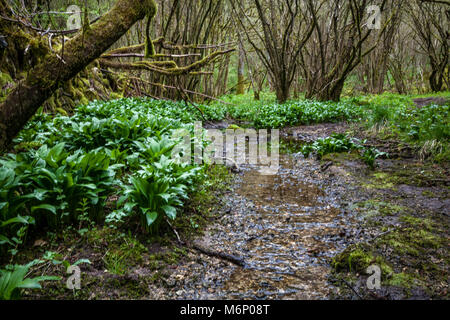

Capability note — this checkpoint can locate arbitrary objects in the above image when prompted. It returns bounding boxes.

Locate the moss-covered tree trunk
[236,43,245,95]
[0,0,156,150]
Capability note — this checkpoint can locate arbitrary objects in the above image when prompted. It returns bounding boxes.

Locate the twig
[191,243,245,267]
[339,278,363,300]
[165,218,184,245]
[0,14,101,35]
[101,53,201,59]
[145,81,234,105]
[368,229,393,242]
[165,218,245,267]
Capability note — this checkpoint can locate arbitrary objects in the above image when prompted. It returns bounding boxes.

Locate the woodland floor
[16,120,449,300]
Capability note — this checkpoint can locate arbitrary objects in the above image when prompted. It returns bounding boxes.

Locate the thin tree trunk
[236,42,245,95]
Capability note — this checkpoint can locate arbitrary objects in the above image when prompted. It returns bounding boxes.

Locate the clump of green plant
[362,147,388,170]
[370,103,394,124]
[300,133,361,159]
[378,227,442,258]
[301,133,387,169]
[354,93,449,162]
[404,105,449,142]
[0,166,37,257]
[0,260,60,300]
[110,156,201,234]
[0,143,122,231]
[0,251,91,300]
[0,97,216,249]
[385,272,419,289]
[223,98,364,129]
[0,215,34,257]
[332,248,374,274]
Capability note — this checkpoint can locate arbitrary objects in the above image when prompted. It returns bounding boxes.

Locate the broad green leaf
[72,259,91,266]
[157,193,172,203]
[162,205,177,220]
[145,211,158,226]
[31,204,57,215]
[1,215,33,228]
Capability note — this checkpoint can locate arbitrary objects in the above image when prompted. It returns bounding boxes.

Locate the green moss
[433,148,450,163]
[102,239,148,275]
[385,272,419,289]
[227,124,243,130]
[0,72,12,87]
[280,139,305,155]
[384,237,420,256]
[410,230,441,249]
[85,228,148,275]
[374,172,388,180]
[149,271,165,283]
[400,215,434,231]
[357,200,407,217]
[55,107,68,116]
[143,0,157,58]
[379,227,442,257]
[79,96,89,106]
[110,92,123,100]
[90,276,151,299]
[321,151,361,164]
[45,94,57,112]
[86,227,114,245]
[422,190,436,197]
[0,72,13,100]
[148,246,186,266]
[101,78,110,87]
[332,246,392,276]
[363,172,397,190]
[386,164,449,187]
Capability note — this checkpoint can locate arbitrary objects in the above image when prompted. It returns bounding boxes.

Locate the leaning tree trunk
[0,0,156,150]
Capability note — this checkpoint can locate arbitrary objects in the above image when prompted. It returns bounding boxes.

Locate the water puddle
[200,150,354,299]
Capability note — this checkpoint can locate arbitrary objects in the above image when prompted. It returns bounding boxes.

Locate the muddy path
[151,123,371,300]
[24,122,449,300]
[197,154,354,299]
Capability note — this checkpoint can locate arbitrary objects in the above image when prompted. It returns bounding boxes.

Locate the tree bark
[0,0,156,150]
[275,82,290,104]
[315,78,345,102]
[429,64,445,92]
[236,42,245,95]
